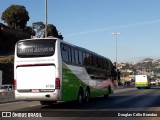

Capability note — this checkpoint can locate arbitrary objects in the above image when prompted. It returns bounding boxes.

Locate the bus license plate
[31,89,40,92]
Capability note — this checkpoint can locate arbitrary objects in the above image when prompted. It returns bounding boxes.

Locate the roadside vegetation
[0,56,14,85]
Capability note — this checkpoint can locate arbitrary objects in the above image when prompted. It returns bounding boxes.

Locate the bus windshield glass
[17,39,56,58]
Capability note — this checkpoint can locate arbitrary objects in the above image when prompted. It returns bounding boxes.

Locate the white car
[150,80,156,85]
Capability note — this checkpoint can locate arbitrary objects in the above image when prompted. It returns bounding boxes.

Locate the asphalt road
[0,86,160,120]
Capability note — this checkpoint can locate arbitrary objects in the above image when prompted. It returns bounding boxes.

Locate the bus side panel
[61,63,113,101]
[61,63,85,101]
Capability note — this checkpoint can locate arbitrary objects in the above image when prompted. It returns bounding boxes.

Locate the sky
[0,0,160,62]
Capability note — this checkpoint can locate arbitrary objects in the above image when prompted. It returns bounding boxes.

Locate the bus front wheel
[104,86,111,97]
[84,88,90,103]
[77,89,83,104]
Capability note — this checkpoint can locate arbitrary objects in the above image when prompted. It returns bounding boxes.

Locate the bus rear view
[14,38,61,105]
[14,38,114,105]
[135,75,151,89]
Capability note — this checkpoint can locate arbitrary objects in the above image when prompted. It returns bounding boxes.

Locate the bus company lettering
[34,47,54,52]
[19,47,54,53]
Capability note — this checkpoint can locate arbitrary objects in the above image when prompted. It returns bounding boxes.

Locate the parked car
[0,85,14,92]
[150,80,156,86]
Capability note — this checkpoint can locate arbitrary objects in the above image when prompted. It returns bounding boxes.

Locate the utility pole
[112,32,121,86]
[45,0,48,38]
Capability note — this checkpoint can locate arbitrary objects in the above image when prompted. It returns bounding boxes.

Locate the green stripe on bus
[135,84,149,87]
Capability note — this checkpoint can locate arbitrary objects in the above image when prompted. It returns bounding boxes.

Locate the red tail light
[55,78,60,89]
[14,79,17,89]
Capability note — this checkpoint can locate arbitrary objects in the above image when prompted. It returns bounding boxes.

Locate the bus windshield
[17,39,56,58]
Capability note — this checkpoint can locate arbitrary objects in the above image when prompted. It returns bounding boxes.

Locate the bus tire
[84,87,90,103]
[104,86,111,97]
[77,88,83,104]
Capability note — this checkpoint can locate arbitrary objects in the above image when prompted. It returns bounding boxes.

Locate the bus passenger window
[79,50,83,65]
[92,56,97,67]
[61,44,69,63]
[71,47,75,64]
[68,47,72,63]
[82,52,86,66]
[75,49,79,65]
[86,54,92,67]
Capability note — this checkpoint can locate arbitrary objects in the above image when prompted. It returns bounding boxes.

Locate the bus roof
[17,37,112,63]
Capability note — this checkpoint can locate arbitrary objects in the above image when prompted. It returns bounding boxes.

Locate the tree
[47,24,59,37]
[32,22,45,38]
[1,5,29,30]
[24,26,35,36]
[47,24,63,40]
[58,33,63,40]
[32,22,63,39]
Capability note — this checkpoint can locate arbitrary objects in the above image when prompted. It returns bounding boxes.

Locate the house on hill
[140,58,154,63]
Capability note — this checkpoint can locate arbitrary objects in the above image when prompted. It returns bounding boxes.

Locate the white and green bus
[135,75,151,89]
[14,38,115,105]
